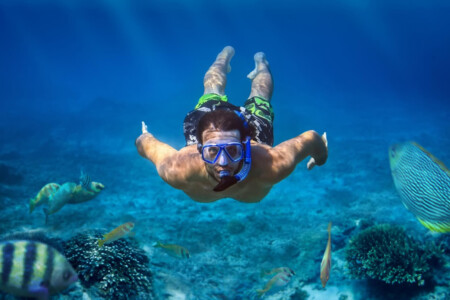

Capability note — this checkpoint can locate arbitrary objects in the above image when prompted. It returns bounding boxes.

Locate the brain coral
[345,224,443,286]
[63,230,155,299]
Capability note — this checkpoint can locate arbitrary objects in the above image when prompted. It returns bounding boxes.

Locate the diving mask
[200,142,244,164]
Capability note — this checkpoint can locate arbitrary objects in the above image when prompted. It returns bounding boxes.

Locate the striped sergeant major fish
[79,170,91,190]
[152,241,190,259]
[320,222,332,287]
[0,240,78,300]
[98,222,135,247]
[389,142,450,233]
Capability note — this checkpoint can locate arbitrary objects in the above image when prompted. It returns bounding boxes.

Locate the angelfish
[389,142,450,232]
[320,222,332,287]
[0,240,78,300]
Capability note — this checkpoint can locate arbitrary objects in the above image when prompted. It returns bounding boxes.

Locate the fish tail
[260,269,269,278]
[97,239,105,248]
[152,241,162,248]
[256,289,265,297]
[418,217,450,233]
[327,222,332,233]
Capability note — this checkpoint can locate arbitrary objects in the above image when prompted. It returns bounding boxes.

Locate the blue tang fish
[389,142,450,233]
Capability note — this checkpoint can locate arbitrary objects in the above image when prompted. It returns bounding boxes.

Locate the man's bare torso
[170,143,274,203]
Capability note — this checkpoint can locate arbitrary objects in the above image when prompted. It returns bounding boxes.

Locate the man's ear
[197,144,203,153]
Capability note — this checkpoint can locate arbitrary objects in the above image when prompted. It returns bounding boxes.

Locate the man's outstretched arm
[265,130,328,183]
[135,121,177,167]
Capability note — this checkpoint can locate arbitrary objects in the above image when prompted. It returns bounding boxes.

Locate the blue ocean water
[0,1,449,299]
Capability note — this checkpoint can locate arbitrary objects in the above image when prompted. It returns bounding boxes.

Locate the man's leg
[247,52,273,101]
[203,46,235,96]
[244,52,274,146]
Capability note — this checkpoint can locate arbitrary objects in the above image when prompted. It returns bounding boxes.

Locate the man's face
[201,128,242,182]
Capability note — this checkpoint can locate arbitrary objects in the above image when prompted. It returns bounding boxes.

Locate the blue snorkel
[212,111,252,192]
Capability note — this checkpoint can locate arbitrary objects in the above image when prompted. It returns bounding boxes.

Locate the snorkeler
[136,46,328,203]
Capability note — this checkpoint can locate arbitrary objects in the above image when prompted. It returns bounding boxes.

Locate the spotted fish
[389,142,450,233]
[0,240,78,300]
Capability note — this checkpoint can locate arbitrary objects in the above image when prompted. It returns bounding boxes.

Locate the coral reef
[63,230,155,299]
[345,224,443,286]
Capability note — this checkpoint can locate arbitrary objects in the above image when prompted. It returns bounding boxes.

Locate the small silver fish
[257,267,294,297]
[153,241,190,259]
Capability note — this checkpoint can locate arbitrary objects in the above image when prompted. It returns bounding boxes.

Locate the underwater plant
[345,224,443,286]
[63,230,155,299]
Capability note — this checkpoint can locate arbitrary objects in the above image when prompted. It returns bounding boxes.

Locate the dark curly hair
[196,109,253,144]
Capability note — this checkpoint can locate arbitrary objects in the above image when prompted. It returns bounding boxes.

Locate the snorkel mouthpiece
[213,137,252,192]
[219,170,230,178]
[213,175,238,192]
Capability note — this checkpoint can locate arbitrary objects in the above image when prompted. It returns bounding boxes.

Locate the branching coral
[345,224,443,286]
[63,230,155,299]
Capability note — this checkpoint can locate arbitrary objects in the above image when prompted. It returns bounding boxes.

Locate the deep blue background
[1,0,449,151]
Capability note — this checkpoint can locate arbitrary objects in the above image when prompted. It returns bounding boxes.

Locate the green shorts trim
[244,96,274,123]
[195,93,229,109]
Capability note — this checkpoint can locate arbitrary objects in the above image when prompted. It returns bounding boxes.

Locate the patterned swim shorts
[183,93,274,146]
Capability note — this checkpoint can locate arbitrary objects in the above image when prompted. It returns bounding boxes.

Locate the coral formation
[63,230,155,299]
[345,224,443,286]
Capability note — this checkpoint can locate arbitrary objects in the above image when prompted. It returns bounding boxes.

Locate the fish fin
[260,269,268,278]
[29,283,49,300]
[98,239,104,247]
[128,231,136,238]
[418,217,450,233]
[152,241,161,247]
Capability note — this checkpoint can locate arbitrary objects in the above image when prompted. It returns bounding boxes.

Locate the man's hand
[142,121,149,134]
[307,132,327,170]
[136,121,153,147]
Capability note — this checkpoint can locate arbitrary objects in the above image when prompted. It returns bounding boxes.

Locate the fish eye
[63,270,72,281]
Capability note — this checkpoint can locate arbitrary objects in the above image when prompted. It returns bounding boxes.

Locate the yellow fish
[98,222,134,247]
[320,222,332,287]
[257,267,294,297]
[153,241,190,259]
[29,183,60,213]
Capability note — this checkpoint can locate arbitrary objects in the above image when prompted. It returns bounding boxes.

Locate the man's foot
[247,52,269,80]
[216,46,235,73]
